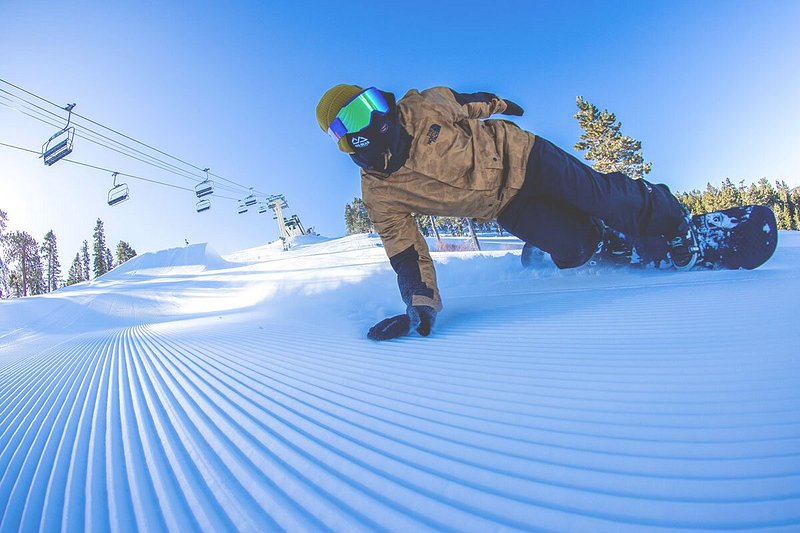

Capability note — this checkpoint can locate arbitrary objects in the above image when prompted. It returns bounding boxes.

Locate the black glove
[367,313,410,341]
[501,99,524,116]
[367,306,437,340]
[408,305,437,337]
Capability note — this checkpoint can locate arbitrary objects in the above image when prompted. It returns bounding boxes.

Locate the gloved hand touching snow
[367,313,410,341]
[408,305,436,337]
[367,305,437,341]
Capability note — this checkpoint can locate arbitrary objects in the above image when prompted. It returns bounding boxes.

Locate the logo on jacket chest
[426,124,441,145]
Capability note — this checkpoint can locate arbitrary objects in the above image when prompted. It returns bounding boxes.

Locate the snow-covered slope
[2,233,799,531]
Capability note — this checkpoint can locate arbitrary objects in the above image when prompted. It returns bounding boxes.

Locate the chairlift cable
[2,83,270,199]
[0,95,203,181]
[0,141,40,155]
[0,101,250,199]
[2,89,267,197]
[0,98,237,188]
[0,140,193,193]
[0,78,206,172]
[206,171,269,197]
[0,141,239,201]
[0,101,201,184]
[0,93,209,183]
[0,78,268,196]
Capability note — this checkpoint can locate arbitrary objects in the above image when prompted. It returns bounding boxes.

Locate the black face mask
[347,92,411,174]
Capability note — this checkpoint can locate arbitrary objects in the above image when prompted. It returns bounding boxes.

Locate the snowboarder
[316,85,698,340]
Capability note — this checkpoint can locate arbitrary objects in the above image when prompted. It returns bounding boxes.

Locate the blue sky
[1,0,798,259]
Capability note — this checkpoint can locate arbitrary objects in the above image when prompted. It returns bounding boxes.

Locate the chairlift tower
[267,194,290,240]
[285,215,307,237]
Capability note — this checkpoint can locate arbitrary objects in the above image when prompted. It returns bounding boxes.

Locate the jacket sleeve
[447,89,508,119]
[369,207,443,311]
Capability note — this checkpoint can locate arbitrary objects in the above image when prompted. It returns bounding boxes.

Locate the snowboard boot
[521,242,547,268]
[600,228,635,266]
[667,213,700,271]
[584,226,636,268]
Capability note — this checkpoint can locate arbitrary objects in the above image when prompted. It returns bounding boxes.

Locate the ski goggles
[327,87,390,142]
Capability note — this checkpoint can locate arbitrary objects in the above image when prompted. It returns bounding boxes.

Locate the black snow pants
[497,137,686,269]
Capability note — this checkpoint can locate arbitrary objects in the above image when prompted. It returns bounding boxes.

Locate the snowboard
[523,205,779,271]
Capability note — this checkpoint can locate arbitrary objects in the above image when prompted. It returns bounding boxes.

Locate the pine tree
[573,96,652,179]
[81,240,91,281]
[344,203,355,234]
[7,271,22,298]
[40,230,61,292]
[775,181,794,230]
[105,247,114,272]
[344,197,373,234]
[0,208,8,298]
[93,219,108,277]
[0,255,7,298]
[701,183,721,212]
[717,178,743,210]
[746,178,777,207]
[66,252,84,286]
[115,240,137,264]
[28,247,46,296]
[790,188,800,230]
[676,189,703,215]
[2,230,39,297]
[413,214,432,237]
[436,217,466,236]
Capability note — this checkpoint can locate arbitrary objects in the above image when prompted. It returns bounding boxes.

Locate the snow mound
[225,233,382,263]
[286,233,337,247]
[108,243,235,277]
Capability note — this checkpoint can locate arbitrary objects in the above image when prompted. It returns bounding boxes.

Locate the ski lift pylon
[196,168,214,198]
[107,172,129,206]
[41,103,76,166]
[267,194,288,209]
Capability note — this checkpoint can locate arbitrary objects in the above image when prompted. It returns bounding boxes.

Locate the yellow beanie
[316,84,363,152]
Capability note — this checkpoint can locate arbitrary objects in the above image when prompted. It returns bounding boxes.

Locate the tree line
[0,209,137,299]
[573,96,800,228]
[676,178,799,230]
[344,96,798,234]
[344,197,505,238]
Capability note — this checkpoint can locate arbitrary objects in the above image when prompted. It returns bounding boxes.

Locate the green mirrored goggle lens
[326,87,390,141]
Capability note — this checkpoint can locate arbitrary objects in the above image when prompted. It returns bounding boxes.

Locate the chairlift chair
[258,203,268,214]
[242,187,258,207]
[41,103,76,166]
[238,201,248,214]
[107,172,130,206]
[195,179,214,198]
[196,168,214,198]
[196,199,211,213]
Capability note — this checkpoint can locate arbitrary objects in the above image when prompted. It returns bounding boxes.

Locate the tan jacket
[361,87,536,311]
